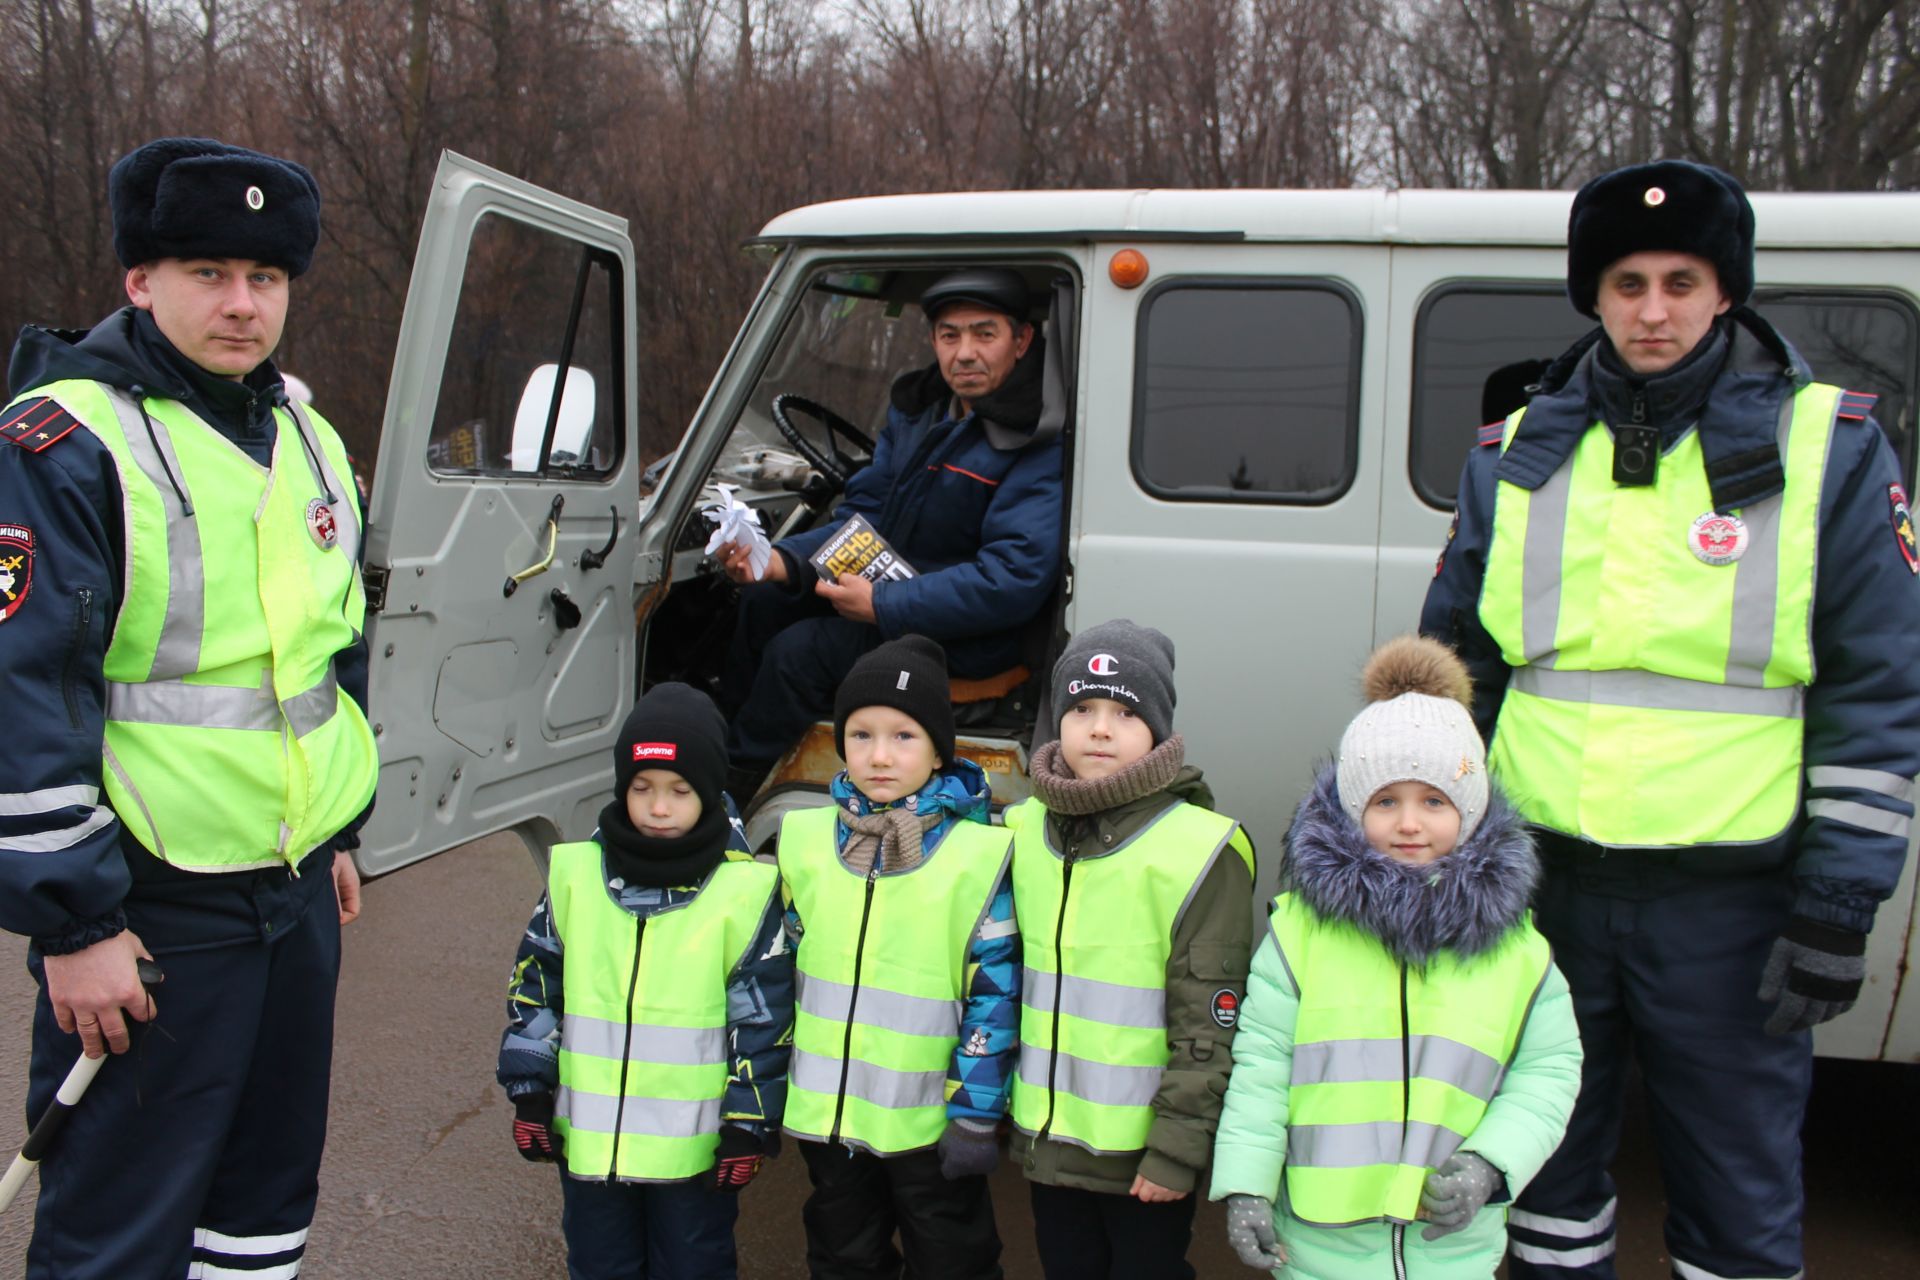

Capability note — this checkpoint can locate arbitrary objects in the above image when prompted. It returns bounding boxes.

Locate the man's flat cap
[1566,159,1753,318]
[111,137,322,277]
[920,268,1032,324]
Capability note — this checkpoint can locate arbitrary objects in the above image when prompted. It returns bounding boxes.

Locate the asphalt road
[2,833,1914,1277]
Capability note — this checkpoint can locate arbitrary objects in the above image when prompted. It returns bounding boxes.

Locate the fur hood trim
[1284,765,1538,967]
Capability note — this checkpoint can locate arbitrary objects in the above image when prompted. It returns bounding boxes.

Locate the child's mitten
[1224,1194,1286,1271]
[1759,917,1866,1034]
[935,1117,1000,1180]
[712,1124,768,1191]
[511,1093,560,1163]
[1419,1152,1499,1239]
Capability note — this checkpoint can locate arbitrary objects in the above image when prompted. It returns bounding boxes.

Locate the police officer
[1423,160,1920,1279]
[0,138,377,1278]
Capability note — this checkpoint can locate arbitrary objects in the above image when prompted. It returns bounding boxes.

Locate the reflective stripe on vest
[1480,384,1839,848]
[777,805,1011,1155]
[13,380,378,869]
[547,841,778,1182]
[1269,893,1551,1227]
[1009,799,1253,1155]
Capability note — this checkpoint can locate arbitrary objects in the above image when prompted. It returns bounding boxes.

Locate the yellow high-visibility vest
[549,841,778,1181]
[1480,384,1841,847]
[13,379,378,868]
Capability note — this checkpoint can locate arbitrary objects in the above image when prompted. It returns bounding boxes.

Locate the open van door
[357,153,650,876]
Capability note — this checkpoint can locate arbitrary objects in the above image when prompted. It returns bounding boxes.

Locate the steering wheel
[771,393,877,492]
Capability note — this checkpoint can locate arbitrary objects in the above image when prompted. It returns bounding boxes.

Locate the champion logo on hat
[245,185,265,211]
[1644,186,1666,207]
[1088,654,1118,676]
[632,743,678,762]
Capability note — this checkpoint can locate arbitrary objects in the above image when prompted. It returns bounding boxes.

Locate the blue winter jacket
[773,368,1064,652]
[0,311,371,954]
[1422,311,1920,932]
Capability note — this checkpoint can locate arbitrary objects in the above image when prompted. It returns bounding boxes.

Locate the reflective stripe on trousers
[1021,966,1164,1029]
[791,1048,945,1111]
[556,1085,723,1140]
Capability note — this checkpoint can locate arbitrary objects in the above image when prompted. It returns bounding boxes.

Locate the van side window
[1412,284,1920,508]
[1132,281,1361,503]
[426,212,625,480]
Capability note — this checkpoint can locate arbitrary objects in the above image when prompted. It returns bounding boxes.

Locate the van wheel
[771,393,876,490]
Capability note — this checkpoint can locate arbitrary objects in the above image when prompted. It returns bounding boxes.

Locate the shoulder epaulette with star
[1837,390,1878,424]
[0,399,82,453]
[1477,420,1507,448]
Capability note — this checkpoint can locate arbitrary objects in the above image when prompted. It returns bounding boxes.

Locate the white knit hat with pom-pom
[1335,636,1488,842]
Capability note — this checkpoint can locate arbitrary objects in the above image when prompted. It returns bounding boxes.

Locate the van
[358,153,1920,1061]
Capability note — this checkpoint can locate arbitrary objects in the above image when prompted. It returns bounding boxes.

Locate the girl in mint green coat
[1211,638,1582,1277]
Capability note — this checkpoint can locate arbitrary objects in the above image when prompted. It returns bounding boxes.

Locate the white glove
[1419,1152,1500,1239]
[1224,1194,1286,1271]
[701,484,770,581]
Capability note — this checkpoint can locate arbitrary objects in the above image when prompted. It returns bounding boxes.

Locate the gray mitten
[1224,1194,1286,1271]
[1758,917,1867,1035]
[935,1118,1000,1180]
[1419,1152,1499,1240]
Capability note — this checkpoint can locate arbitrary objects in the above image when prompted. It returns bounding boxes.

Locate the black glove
[712,1124,768,1192]
[935,1117,1000,1180]
[512,1093,560,1163]
[1758,916,1867,1035]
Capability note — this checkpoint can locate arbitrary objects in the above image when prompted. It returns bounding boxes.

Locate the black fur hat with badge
[1566,159,1754,320]
[110,137,322,277]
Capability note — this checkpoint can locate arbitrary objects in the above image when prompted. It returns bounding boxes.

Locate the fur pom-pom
[1360,635,1473,709]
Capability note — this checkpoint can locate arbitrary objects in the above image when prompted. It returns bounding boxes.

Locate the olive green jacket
[1011,767,1256,1195]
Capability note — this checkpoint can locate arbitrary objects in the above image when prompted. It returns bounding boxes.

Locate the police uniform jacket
[1422,309,1920,933]
[0,308,371,956]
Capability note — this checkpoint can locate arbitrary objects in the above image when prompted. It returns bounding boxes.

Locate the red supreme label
[632,743,678,761]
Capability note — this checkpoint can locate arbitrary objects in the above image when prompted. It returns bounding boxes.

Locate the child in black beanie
[776,635,1020,1279]
[497,682,795,1280]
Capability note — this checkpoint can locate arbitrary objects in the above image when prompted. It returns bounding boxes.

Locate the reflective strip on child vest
[1269,893,1550,1226]
[1479,384,1837,848]
[548,841,778,1182]
[778,804,1011,1155]
[1008,799,1252,1155]
[13,379,377,868]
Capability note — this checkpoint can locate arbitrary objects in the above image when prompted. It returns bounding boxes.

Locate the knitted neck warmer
[837,805,944,875]
[596,798,729,889]
[1029,734,1186,816]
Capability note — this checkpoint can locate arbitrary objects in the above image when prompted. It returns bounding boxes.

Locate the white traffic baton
[0,957,164,1215]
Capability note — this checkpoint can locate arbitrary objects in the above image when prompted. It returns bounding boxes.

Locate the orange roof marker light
[1108,248,1149,289]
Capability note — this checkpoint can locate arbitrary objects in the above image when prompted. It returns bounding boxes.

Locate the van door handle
[504,494,566,598]
[578,506,620,572]
[548,587,582,631]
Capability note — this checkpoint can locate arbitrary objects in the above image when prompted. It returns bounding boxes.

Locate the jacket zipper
[606,915,646,1184]
[829,864,881,1147]
[1394,963,1410,1280]
[1037,847,1079,1140]
[61,588,94,729]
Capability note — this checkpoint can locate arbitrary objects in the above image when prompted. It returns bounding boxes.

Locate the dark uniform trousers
[558,1168,741,1280]
[1507,857,1811,1280]
[798,1139,1003,1280]
[720,583,1023,772]
[24,844,341,1280]
[1027,1181,1197,1280]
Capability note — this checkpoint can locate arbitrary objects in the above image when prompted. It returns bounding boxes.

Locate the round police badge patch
[0,523,34,624]
[1211,989,1239,1029]
[1688,512,1748,566]
[1890,484,1918,575]
[305,498,338,550]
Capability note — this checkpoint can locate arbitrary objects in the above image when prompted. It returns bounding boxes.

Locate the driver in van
[714,267,1064,795]
[1423,159,1920,1280]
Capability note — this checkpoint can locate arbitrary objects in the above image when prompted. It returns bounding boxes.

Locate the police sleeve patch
[1210,988,1240,1029]
[0,524,34,623]
[1890,484,1918,575]
[0,400,81,453]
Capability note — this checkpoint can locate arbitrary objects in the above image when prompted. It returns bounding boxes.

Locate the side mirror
[509,364,597,471]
